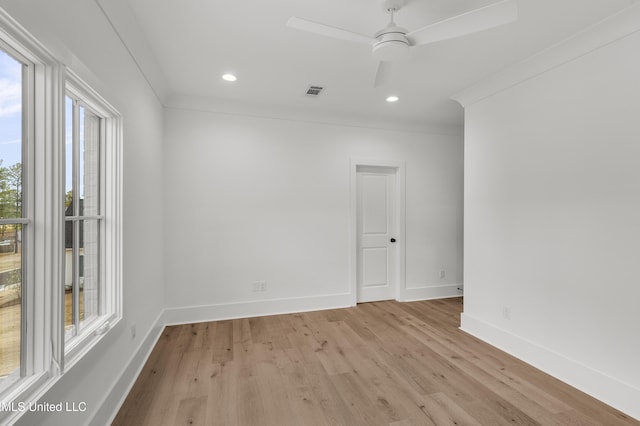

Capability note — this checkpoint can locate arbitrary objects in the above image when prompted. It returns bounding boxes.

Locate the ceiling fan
[287,0,518,87]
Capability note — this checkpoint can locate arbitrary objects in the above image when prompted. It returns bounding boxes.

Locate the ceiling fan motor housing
[373,26,409,61]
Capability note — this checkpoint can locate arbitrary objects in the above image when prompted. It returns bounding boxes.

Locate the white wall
[458,8,640,420]
[0,1,165,425]
[163,107,463,321]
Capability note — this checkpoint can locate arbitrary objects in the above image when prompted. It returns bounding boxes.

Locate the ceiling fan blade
[287,16,375,45]
[374,61,392,88]
[406,0,517,46]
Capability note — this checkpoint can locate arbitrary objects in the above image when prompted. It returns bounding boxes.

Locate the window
[0,8,121,423]
[64,92,102,340]
[0,42,25,389]
[63,75,122,363]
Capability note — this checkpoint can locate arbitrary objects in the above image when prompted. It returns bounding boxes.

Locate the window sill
[0,314,121,425]
[64,314,121,373]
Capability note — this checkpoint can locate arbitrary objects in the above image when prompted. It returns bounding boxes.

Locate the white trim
[398,284,463,302]
[163,293,352,326]
[94,0,170,103]
[460,313,640,421]
[0,373,50,426]
[0,219,30,225]
[452,2,640,107]
[350,158,406,305]
[166,98,464,137]
[90,312,165,426]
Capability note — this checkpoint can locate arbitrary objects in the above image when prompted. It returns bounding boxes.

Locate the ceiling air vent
[305,85,324,96]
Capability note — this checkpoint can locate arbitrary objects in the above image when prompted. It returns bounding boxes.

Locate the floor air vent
[305,85,324,96]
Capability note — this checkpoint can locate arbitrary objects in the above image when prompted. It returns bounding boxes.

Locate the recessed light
[386,95,399,103]
[222,73,237,82]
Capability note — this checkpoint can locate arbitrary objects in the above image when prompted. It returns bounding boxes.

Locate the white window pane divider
[0,218,30,225]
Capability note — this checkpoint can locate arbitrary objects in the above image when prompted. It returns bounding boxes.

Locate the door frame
[349,158,406,306]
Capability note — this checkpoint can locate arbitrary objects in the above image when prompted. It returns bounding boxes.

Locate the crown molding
[165,94,464,137]
[452,2,640,108]
[95,0,170,103]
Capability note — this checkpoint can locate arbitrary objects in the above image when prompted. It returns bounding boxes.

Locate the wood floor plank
[139,351,185,426]
[282,369,332,426]
[204,360,239,425]
[235,376,265,426]
[186,350,218,398]
[186,322,211,352]
[417,392,481,426]
[253,358,294,426]
[329,372,393,425]
[305,371,360,426]
[114,298,639,426]
[211,320,234,363]
[174,395,208,426]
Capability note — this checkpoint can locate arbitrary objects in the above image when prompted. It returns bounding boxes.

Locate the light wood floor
[114,298,638,425]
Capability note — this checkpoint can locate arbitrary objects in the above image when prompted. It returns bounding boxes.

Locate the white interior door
[356,166,397,302]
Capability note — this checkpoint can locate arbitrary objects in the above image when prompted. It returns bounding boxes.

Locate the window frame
[63,95,106,342]
[0,8,122,423]
[0,37,34,395]
[0,10,63,412]
[63,71,122,368]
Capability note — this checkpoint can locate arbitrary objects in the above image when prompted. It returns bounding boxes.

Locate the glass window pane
[0,48,23,381]
[0,224,21,378]
[65,97,101,340]
[65,218,100,338]
[64,219,74,336]
[80,219,99,323]
[80,107,99,217]
[65,96,73,216]
[0,48,23,220]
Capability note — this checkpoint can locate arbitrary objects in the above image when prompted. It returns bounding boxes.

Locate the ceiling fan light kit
[287,0,517,86]
[372,22,409,62]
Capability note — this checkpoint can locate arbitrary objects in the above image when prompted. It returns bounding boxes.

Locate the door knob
[390,238,396,243]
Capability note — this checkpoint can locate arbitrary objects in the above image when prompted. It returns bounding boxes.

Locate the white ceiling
[121,0,634,129]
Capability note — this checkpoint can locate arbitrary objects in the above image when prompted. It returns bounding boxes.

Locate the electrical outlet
[131,323,136,339]
[502,307,511,320]
[439,269,446,279]
[252,281,267,292]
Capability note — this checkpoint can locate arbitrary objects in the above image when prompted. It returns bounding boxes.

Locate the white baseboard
[163,293,353,326]
[460,312,640,421]
[400,283,463,302]
[89,311,165,426]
